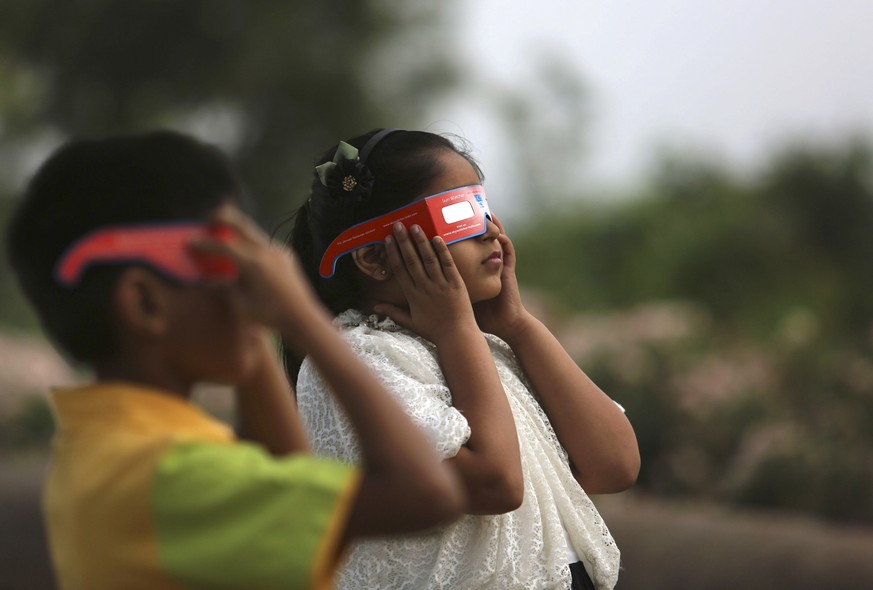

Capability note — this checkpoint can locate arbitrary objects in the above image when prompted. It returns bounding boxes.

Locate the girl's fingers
[491,214,505,235]
[383,233,408,280]
[431,236,460,283]
[497,233,515,270]
[393,223,429,284]
[394,223,434,285]
[385,223,460,292]
[410,225,444,281]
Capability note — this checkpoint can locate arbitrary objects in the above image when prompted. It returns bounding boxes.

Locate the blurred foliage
[0,194,38,331]
[0,0,466,330]
[517,139,873,345]
[0,395,54,450]
[491,52,591,210]
[0,0,461,221]
[515,139,873,523]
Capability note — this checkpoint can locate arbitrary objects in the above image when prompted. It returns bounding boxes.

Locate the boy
[5,130,464,590]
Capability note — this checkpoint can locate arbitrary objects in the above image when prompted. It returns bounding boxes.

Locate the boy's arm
[234,331,310,456]
[278,304,464,538]
[191,205,465,539]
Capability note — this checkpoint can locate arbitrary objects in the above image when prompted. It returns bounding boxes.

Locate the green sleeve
[151,441,358,589]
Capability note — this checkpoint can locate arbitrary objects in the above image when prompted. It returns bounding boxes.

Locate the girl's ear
[112,267,173,337]
[352,245,390,281]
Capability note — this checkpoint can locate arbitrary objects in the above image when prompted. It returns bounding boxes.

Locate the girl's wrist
[496,311,539,348]
[430,318,483,348]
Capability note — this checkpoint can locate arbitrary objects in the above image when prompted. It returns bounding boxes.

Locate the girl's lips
[483,251,503,264]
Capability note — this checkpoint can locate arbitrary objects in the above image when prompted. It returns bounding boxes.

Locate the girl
[285,128,639,590]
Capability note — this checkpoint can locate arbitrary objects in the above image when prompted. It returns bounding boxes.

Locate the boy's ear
[112,267,173,336]
[352,245,390,281]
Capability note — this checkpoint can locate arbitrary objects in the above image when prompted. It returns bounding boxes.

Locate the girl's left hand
[473,217,532,341]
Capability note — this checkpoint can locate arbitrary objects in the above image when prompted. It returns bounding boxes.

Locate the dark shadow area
[0,455,56,590]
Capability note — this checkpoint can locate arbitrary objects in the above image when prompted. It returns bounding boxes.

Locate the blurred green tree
[0,0,463,220]
[516,139,873,344]
[0,0,464,329]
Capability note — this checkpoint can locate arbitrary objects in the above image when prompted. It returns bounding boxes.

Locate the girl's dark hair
[283,128,482,378]
[6,130,244,364]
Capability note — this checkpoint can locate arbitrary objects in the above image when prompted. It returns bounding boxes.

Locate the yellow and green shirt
[44,383,359,590]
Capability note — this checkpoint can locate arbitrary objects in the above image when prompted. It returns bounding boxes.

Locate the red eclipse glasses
[54,222,238,287]
[319,184,491,278]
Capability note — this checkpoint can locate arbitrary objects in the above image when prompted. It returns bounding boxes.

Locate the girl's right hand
[374,222,478,344]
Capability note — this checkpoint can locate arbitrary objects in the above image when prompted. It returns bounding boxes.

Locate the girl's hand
[374,222,478,344]
[473,217,533,342]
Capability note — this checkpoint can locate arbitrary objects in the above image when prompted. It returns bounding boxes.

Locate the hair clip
[314,141,375,202]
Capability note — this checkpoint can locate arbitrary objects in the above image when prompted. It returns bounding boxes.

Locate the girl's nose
[481,217,500,240]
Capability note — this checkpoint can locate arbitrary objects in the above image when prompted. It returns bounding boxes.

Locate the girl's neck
[358,281,406,316]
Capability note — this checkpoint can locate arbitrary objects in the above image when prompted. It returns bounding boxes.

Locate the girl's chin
[470,283,503,304]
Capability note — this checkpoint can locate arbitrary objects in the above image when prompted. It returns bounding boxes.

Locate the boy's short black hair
[6,130,244,364]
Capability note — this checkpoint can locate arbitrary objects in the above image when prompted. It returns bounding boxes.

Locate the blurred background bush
[514,142,873,523]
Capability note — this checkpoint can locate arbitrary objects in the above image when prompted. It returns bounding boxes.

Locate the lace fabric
[296,309,621,590]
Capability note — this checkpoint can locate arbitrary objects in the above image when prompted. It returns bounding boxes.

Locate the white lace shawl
[296,310,621,590]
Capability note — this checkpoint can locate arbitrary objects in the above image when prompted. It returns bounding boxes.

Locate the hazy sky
[434,0,873,201]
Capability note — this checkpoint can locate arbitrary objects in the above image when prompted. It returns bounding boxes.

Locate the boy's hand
[374,222,478,344]
[187,204,320,329]
[236,327,282,385]
[472,217,533,342]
